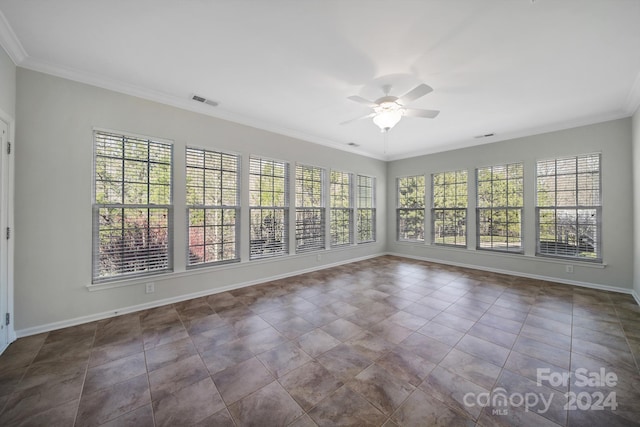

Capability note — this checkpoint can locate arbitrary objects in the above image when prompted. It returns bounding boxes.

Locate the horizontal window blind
[93,131,173,282]
[397,175,425,242]
[536,154,601,261]
[330,171,353,247]
[476,163,523,252]
[249,157,289,259]
[296,164,325,252]
[186,147,240,267]
[357,175,376,243]
[432,170,467,246]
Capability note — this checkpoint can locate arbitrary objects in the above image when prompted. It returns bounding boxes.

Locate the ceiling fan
[342,84,440,132]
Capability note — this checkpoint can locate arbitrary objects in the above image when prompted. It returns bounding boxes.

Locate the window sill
[86,243,376,291]
[392,241,607,269]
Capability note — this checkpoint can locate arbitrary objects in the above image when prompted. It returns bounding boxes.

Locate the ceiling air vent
[474,133,495,139]
[191,95,219,107]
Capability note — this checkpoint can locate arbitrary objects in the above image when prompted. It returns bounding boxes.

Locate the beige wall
[0,46,15,117]
[12,66,639,334]
[387,119,634,290]
[14,68,386,332]
[633,107,640,298]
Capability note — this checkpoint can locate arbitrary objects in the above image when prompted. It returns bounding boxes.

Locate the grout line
[5,257,639,426]
[72,326,97,427]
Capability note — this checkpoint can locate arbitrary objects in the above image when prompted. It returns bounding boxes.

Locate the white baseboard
[15,253,384,338]
[386,252,634,295]
[633,290,640,306]
[14,251,639,338]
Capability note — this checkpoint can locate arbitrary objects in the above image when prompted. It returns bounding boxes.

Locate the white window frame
[397,175,426,242]
[249,156,289,260]
[357,174,376,244]
[186,147,240,267]
[536,153,602,262]
[476,162,524,253]
[330,170,354,247]
[295,164,326,252]
[92,130,173,283]
[431,170,467,247]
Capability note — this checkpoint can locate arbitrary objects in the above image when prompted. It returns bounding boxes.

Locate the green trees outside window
[432,170,467,246]
[397,175,425,242]
[357,175,376,243]
[330,171,353,246]
[186,148,240,266]
[295,164,325,252]
[536,154,601,260]
[93,131,173,282]
[477,163,523,252]
[249,157,289,259]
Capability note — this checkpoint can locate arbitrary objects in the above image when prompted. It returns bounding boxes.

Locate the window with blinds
[536,154,601,261]
[397,175,425,242]
[432,170,467,246]
[330,171,353,247]
[296,164,326,252]
[476,163,524,252]
[93,131,173,282]
[249,157,289,259]
[186,148,240,267]
[357,175,376,243]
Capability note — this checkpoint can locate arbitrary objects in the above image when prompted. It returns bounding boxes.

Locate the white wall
[0,45,15,117]
[633,107,640,298]
[387,119,634,291]
[12,66,639,334]
[14,69,386,332]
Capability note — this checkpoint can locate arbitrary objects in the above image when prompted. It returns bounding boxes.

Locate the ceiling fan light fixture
[373,101,404,132]
[343,84,438,131]
[373,110,403,132]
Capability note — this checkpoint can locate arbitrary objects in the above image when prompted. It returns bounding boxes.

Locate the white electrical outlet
[317,254,322,261]
[565,265,574,274]
[145,282,155,293]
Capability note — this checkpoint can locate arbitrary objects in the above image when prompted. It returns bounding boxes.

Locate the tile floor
[0,255,639,426]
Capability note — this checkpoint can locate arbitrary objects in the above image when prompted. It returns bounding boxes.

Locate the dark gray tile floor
[1,255,639,426]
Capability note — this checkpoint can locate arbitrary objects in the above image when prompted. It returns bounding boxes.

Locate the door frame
[0,108,15,353]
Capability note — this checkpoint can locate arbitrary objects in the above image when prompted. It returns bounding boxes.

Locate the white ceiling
[1,0,639,160]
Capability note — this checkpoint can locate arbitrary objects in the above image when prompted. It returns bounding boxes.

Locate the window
[357,175,376,243]
[249,157,289,259]
[93,131,173,282]
[536,154,601,261]
[330,171,353,246]
[476,163,523,252]
[186,148,240,267]
[296,164,325,252]
[397,175,425,241]
[432,170,467,246]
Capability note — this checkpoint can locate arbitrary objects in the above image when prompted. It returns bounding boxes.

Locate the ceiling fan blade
[399,84,433,103]
[404,108,440,119]
[340,112,376,125]
[347,95,377,107]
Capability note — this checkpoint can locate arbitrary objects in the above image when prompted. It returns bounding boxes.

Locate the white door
[0,119,9,352]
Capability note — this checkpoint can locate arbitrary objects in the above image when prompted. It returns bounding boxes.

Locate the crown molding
[386,109,632,162]
[0,10,26,64]
[14,54,638,164]
[18,56,386,161]
[625,69,640,116]
[5,6,637,163]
